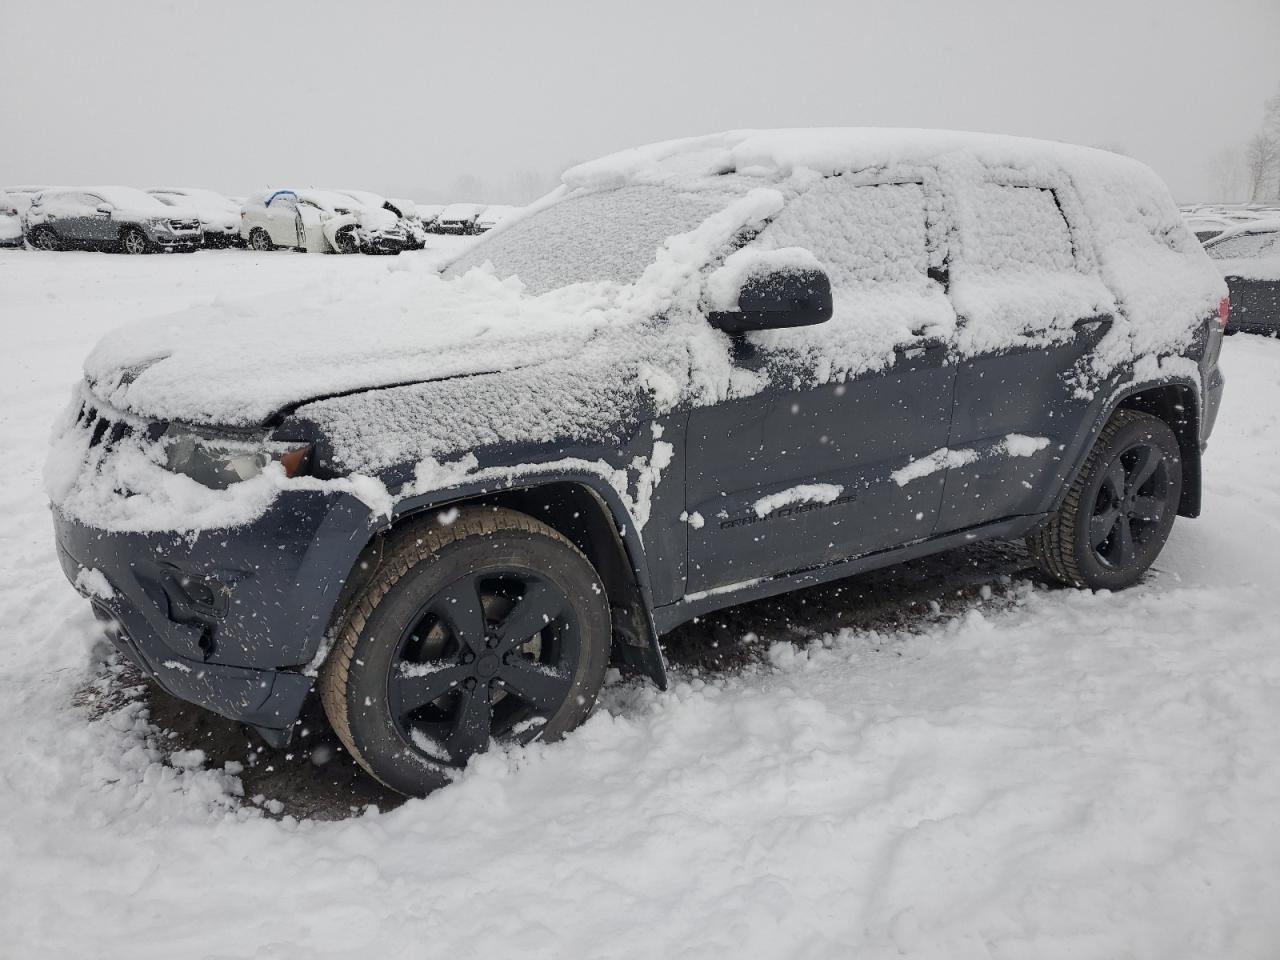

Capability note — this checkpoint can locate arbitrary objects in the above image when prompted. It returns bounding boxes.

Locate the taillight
[1217,295,1230,330]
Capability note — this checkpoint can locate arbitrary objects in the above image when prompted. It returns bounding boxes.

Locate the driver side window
[743,178,955,375]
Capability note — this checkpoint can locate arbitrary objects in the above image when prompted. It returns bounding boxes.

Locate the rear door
[935,181,1116,532]
[684,177,958,593]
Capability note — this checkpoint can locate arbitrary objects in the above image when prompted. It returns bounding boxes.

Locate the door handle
[894,339,947,360]
[1073,316,1113,334]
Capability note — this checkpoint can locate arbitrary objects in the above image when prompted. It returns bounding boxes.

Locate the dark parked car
[1203,220,1280,335]
[25,187,201,253]
[50,130,1227,796]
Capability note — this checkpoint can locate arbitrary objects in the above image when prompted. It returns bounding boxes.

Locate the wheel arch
[1114,379,1201,517]
[1051,376,1202,521]
[328,476,667,690]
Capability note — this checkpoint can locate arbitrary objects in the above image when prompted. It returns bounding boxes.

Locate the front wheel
[120,227,150,255]
[319,508,612,797]
[1027,409,1182,590]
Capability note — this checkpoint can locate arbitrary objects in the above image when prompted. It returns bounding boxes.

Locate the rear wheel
[1027,409,1182,590]
[120,227,150,255]
[29,227,61,251]
[319,507,612,797]
[248,227,274,251]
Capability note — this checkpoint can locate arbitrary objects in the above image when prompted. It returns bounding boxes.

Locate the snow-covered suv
[50,129,1227,796]
[25,187,202,253]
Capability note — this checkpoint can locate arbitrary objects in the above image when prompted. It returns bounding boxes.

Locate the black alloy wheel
[1028,409,1182,590]
[1088,440,1172,570]
[320,508,611,796]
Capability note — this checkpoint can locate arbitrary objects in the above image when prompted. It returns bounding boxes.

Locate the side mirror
[705,250,833,334]
[96,204,113,216]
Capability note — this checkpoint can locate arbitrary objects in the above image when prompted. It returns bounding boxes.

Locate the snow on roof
[149,188,239,213]
[438,203,484,221]
[77,186,176,215]
[563,128,1139,191]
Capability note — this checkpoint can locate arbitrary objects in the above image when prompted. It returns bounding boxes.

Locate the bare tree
[1244,134,1280,201]
[1206,146,1245,201]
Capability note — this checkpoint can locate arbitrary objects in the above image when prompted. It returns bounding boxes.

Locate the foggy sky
[2,0,1277,203]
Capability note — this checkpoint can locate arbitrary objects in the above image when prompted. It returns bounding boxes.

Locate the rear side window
[1206,232,1280,260]
[965,184,1073,271]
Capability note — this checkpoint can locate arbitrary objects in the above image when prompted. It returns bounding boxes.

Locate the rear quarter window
[965,184,1074,271]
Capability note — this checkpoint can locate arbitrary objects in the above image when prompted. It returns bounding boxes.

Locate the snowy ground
[2,248,1279,958]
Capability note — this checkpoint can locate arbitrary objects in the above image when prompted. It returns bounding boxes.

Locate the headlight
[162,427,311,489]
[149,218,172,232]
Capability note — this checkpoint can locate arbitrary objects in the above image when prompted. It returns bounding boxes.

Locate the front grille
[76,402,163,452]
[168,219,200,231]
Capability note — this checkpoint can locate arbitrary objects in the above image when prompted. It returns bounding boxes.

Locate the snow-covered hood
[82,266,633,429]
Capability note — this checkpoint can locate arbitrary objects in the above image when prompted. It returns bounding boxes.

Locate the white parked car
[474,204,519,233]
[149,188,242,247]
[240,189,414,254]
[415,203,444,231]
[332,190,427,249]
[1,193,24,248]
[434,202,484,235]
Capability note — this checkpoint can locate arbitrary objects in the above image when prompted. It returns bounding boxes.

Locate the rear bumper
[53,489,377,732]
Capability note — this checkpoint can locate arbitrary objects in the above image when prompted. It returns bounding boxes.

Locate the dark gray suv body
[50,130,1228,795]
[25,187,201,253]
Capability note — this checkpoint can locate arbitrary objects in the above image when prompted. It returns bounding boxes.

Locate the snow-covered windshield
[445,185,732,295]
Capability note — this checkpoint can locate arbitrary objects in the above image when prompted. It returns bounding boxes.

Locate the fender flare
[1047,372,1202,521]
[340,468,668,687]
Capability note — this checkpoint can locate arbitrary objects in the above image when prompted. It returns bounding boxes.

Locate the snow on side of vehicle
[1203,219,1280,281]
[753,483,843,517]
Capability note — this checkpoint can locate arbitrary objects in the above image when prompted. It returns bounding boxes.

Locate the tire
[319,507,612,797]
[29,227,61,251]
[333,230,358,254]
[1027,409,1182,591]
[120,227,150,255]
[249,228,274,251]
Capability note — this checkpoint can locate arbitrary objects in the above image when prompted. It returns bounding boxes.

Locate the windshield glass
[444,185,732,295]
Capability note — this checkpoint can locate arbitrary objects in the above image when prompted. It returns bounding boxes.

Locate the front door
[684,178,958,594]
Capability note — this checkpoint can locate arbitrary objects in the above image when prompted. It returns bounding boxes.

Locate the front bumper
[53,489,377,733]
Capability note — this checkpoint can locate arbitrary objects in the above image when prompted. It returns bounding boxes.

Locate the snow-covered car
[24,187,201,253]
[50,129,1227,797]
[415,203,444,232]
[240,189,412,254]
[0,193,24,248]
[1203,220,1280,335]
[433,202,483,234]
[331,190,427,250]
[474,204,519,233]
[149,188,242,247]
